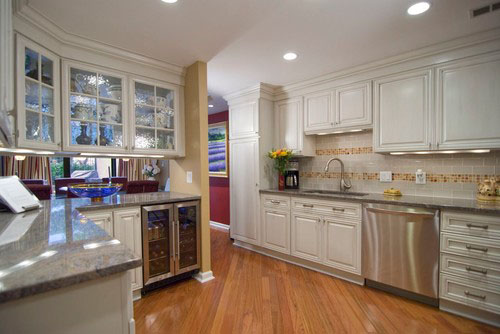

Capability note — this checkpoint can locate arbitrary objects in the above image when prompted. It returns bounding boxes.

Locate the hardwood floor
[134,228,500,333]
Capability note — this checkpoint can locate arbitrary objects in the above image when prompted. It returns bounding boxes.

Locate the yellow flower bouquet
[268,148,293,175]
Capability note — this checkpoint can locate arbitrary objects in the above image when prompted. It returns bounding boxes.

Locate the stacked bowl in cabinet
[439,211,500,326]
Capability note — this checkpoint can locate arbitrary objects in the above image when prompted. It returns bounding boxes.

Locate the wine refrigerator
[141,201,200,290]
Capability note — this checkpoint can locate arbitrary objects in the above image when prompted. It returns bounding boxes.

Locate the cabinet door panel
[291,213,322,263]
[437,55,500,149]
[277,99,301,152]
[323,218,361,274]
[336,81,372,128]
[374,69,432,152]
[261,208,290,254]
[113,208,143,291]
[229,102,258,139]
[304,91,333,132]
[84,211,113,235]
[230,138,260,245]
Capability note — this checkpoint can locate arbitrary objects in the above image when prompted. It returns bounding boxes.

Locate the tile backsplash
[298,131,500,199]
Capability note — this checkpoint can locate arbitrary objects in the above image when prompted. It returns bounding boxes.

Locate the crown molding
[13,0,185,78]
[223,82,276,104]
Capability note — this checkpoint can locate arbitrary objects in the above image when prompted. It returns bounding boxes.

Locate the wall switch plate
[186,171,193,184]
[380,171,392,183]
[416,169,426,185]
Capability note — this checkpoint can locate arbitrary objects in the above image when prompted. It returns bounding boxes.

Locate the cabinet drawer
[261,194,290,210]
[440,253,500,285]
[442,211,500,240]
[441,233,500,263]
[291,197,361,220]
[440,273,500,315]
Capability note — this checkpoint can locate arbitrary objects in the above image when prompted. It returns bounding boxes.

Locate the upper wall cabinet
[303,80,372,135]
[62,61,128,153]
[275,98,315,156]
[374,69,433,152]
[16,35,61,150]
[228,101,258,140]
[131,78,180,154]
[436,53,500,150]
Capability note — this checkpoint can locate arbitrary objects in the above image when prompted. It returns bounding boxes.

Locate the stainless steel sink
[302,190,369,196]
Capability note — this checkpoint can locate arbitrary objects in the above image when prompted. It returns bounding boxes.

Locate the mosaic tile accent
[316,147,373,155]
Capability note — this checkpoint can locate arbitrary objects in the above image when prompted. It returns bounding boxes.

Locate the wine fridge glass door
[174,201,200,274]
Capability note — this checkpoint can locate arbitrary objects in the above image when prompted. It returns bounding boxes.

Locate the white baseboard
[209,220,230,231]
[193,271,215,283]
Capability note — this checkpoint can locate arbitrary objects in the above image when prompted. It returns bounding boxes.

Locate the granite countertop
[260,189,500,215]
[0,191,201,304]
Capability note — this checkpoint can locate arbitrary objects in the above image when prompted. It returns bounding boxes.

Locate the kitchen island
[0,191,200,334]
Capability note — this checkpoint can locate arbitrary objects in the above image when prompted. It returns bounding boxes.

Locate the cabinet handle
[57,142,61,146]
[466,223,488,230]
[107,217,111,222]
[464,290,486,300]
[171,221,175,259]
[270,200,280,204]
[136,213,140,218]
[332,208,345,212]
[437,142,440,149]
[466,244,488,252]
[176,221,180,257]
[302,204,314,208]
[428,142,431,149]
[465,266,488,275]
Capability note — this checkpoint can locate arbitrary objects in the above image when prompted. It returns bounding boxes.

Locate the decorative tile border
[300,172,499,184]
[316,147,372,155]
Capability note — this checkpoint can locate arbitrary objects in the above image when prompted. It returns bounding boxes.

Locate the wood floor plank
[134,228,500,334]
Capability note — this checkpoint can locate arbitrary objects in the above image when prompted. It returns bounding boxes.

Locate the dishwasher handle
[366,206,436,218]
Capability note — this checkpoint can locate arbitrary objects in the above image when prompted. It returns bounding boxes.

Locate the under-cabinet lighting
[407,2,430,15]
[332,131,345,134]
[14,155,26,161]
[469,149,490,153]
[122,158,130,162]
[390,149,491,155]
[317,133,328,135]
[34,151,55,155]
[80,153,164,159]
[349,129,363,132]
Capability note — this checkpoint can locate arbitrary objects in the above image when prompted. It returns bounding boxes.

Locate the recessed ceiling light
[208,104,214,108]
[161,0,178,3]
[283,52,298,61]
[407,2,430,15]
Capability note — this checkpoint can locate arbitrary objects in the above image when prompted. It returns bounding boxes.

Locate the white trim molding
[210,221,230,231]
[193,271,215,283]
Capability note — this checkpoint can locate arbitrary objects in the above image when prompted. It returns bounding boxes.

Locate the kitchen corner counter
[0,191,201,304]
[260,189,500,215]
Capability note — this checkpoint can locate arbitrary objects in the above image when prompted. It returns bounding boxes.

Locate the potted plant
[142,163,160,181]
[268,148,293,191]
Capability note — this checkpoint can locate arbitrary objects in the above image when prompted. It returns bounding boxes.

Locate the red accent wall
[209,111,230,226]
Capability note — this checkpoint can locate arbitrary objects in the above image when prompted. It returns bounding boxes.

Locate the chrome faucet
[324,158,352,192]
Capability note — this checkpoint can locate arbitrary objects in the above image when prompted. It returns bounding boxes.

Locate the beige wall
[300,131,500,199]
[170,61,211,272]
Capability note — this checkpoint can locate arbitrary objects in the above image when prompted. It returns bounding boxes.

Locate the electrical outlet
[380,171,392,183]
[186,171,192,184]
[416,169,426,184]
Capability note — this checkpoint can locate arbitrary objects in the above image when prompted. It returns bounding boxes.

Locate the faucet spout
[324,158,352,192]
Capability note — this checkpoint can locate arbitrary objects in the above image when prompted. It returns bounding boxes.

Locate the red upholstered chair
[21,179,45,185]
[126,180,159,194]
[102,177,128,192]
[25,184,51,200]
[54,178,86,195]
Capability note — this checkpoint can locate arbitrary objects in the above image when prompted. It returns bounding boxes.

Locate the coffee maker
[285,161,299,189]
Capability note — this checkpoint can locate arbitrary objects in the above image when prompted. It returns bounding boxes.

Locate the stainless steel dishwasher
[362,203,439,306]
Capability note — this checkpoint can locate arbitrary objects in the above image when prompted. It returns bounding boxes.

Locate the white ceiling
[29,0,500,114]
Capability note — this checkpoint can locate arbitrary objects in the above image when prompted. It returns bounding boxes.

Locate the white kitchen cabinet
[291,212,322,263]
[229,101,258,140]
[16,35,61,150]
[304,91,334,132]
[62,60,127,153]
[130,78,181,155]
[113,208,143,291]
[84,211,114,235]
[275,97,315,156]
[335,81,372,129]
[261,207,290,254]
[0,0,14,146]
[230,137,260,245]
[436,53,500,150]
[374,69,433,152]
[323,217,361,274]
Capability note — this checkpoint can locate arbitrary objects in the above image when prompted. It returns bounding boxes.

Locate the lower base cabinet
[260,194,362,275]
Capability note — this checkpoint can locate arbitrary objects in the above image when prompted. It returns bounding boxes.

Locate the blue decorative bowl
[69,183,123,201]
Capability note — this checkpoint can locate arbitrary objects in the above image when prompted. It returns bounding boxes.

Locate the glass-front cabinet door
[131,79,179,154]
[62,61,128,153]
[174,201,200,274]
[16,35,61,149]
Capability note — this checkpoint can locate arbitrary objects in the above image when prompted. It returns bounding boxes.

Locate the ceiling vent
[470,2,500,18]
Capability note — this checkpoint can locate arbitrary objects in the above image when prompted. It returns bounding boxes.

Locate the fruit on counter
[384,188,402,196]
